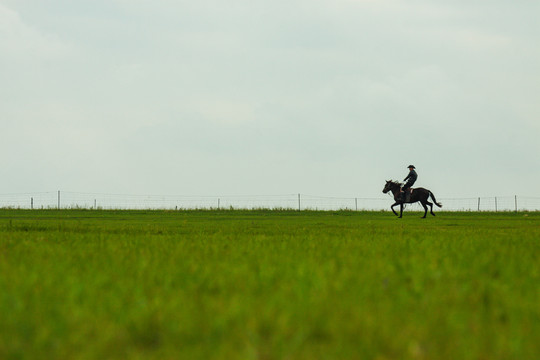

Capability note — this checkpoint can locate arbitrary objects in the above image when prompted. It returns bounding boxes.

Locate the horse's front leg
[390,202,399,216]
[399,203,403,218]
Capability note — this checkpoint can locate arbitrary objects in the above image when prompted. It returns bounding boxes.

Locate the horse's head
[382,180,392,194]
[383,180,400,194]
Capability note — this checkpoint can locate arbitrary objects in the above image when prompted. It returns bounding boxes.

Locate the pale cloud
[0,0,539,197]
[0,4,66,58]
[192,99,257,126]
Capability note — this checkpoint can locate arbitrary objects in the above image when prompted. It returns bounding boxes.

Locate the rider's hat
[407,165,416,169]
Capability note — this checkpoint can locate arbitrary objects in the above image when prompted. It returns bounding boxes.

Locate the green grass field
[0,210,539,359]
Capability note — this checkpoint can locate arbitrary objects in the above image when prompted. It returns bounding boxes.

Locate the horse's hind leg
[421,202,428,218]
[426,201,435,216]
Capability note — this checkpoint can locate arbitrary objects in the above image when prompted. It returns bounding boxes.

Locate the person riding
[401,165,417,201]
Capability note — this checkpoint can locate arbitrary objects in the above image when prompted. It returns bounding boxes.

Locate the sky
[1,0,539,199]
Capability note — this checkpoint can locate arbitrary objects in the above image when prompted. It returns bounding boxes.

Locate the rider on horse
[401,165,417,201]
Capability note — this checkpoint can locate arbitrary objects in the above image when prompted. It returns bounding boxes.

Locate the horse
[382,180,442,218]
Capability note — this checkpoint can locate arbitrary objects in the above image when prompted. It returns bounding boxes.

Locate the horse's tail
[429,191,442,207]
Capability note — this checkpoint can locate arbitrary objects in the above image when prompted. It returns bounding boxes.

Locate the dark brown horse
[382,180,442,218]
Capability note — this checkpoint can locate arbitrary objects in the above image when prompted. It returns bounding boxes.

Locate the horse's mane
[390,180,403,187]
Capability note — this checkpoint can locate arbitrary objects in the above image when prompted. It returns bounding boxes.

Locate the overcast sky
[1,0,539,198]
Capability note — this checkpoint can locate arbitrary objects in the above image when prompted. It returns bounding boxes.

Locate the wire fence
[1,191,540,212]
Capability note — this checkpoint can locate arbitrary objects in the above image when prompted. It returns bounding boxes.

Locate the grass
[0,209,539,359]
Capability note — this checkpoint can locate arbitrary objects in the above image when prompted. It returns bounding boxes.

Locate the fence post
[298,194,301,211]
[31,197,33,210]
[495,197,498,212]
[58,191,61,209]
[477,197,480,211]
[218,198,220,210]
[515,195,517,212]
[355,198,358,211]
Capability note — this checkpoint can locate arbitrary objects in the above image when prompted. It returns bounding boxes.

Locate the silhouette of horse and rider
[383,165,442,218]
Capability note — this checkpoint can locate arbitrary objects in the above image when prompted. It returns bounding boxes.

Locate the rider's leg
[401,185,410,201]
